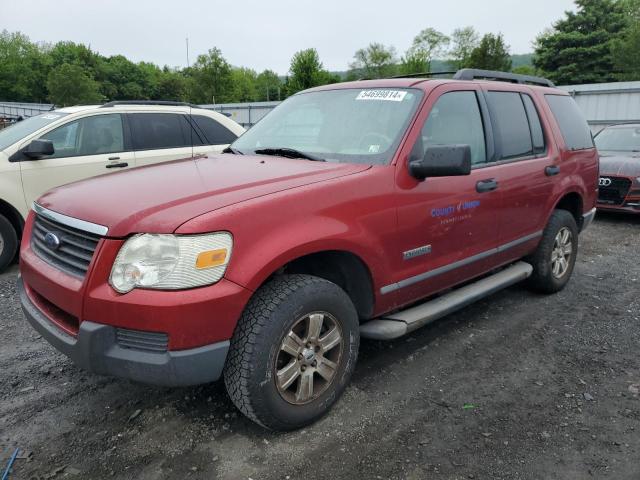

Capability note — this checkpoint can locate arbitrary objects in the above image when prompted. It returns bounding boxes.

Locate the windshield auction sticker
[356,90,407,102]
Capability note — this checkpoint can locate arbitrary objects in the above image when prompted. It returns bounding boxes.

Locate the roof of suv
[56,104,221,114]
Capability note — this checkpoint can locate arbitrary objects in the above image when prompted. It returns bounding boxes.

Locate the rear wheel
[0,214,18,272]
[526,209,578,293]
[224,274,359,430]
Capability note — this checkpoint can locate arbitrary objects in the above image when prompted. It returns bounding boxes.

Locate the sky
[1,0,577,74]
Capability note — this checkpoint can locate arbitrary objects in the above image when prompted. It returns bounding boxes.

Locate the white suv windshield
[0,112,69,151]
[595,126,640,152]
[232,88,423,165]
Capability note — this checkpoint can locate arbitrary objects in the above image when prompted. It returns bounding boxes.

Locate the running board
[360,261,533,340]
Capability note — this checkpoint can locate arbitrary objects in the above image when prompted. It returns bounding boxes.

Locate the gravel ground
[1,213,639,480]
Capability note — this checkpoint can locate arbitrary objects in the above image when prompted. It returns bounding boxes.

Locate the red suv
[19,69,598,430]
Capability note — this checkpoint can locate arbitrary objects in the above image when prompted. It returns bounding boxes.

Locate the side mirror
[22,139,55,160]
[409,144,472,181]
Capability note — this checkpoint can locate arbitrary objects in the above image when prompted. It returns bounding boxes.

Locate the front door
[20,113,135,207]
[389,85,501,308]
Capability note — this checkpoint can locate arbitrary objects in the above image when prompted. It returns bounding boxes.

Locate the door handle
[476,178,498,193]
[545,165,560,176]
[108,156,120,161]
[106,162,128,169]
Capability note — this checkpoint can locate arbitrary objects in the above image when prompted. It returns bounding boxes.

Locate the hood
[37,154,370,237]
[599,151,640,177]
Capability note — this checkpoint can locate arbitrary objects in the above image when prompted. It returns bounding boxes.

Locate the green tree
[533,0,627,84]
[466,33,512,71]
[406,28,450,72]
[255,69,282,101]
[512,65,540,76]
[611,0,640,79]
[0,30,49,102]
[46,63,103,106]
[449,27,480,69]
[230,67,258,102]
[287,48,329,95]
[190,48,233,104]
[349,43,398,79]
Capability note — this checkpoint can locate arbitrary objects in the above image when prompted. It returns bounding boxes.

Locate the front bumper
[596,202,640,214]
[19,277,229,387]
[581,207,597,231]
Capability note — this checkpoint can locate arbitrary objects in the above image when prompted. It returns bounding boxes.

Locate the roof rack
[453,69,555,87]
[392,71,458,79]
[100,100,198,108]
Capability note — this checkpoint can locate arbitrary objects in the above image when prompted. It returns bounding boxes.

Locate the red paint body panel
[596,153,640,214]
[19,78,600,357]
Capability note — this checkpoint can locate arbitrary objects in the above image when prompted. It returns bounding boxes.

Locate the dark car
[595,123,640,213]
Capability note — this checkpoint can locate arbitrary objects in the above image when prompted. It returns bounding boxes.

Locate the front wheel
[224,274,359,430]
[0,214,18,272]
[526,209,578,293]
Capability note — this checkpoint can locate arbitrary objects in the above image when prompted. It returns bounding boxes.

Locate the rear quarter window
[545,95,594,151]
[192,115,238,145]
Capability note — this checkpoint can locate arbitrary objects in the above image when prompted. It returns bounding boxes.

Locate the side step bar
[360,261,533,340]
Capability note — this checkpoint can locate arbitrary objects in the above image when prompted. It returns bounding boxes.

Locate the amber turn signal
[195,248,228,270]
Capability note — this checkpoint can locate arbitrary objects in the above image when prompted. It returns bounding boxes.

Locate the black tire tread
[0,214,18,272]
[224,274,345,429]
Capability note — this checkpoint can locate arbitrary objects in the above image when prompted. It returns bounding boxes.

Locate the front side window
[129,113,190,150]
[421,91,487,165]
[487,91,533,160]
[231,88,423,165]
[595,125,640,152]
[39,114,124,159]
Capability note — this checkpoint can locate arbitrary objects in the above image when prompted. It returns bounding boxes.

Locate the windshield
[595,126,640,152]
[0,112,69,151]
[232,88,423,164]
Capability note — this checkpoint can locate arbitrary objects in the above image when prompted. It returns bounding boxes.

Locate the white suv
[0,101,245,271]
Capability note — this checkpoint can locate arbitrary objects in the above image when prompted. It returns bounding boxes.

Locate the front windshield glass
[595,126,640,152]
[0,112,69,151]
[232,88,423,164]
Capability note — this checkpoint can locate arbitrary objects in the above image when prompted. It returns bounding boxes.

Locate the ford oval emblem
[44,232,61,250]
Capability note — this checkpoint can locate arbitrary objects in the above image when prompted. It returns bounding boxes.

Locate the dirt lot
[1,213,639,480]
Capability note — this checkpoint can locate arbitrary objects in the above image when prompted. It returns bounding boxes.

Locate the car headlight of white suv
[109,232,233,293]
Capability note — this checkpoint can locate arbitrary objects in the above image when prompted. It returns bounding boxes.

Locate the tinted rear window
[129,113,190,150]
[521,94,545,154]
[545,95,594,151]
[192,115,237,145]
[487,91,533,159]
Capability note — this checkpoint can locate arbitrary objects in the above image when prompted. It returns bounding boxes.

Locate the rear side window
[545,95,594,151]
[521,94,545,154]
[192,115,238,145]
[129,113,189,150]
[487,92,533,159]
[422,91,487,165]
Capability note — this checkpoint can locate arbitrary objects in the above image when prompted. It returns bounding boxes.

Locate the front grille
[598,177,632,205]
[31,214,101,277]
[116,328,169,352]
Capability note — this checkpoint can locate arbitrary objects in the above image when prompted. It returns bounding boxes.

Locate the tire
[526,209,578,294]
[0,214,18,272]
[224,274,360,431]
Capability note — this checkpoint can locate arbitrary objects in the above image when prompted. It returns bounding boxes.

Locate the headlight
[109,233,233,293]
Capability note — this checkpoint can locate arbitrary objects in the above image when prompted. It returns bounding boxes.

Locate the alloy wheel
[551,227,573,279]
[274,311,344,405]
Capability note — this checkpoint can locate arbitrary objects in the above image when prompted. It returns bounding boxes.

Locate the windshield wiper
[254,147,325,162]
[222,146,243,155]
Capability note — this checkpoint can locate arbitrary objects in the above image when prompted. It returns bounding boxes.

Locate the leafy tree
[230,67,258,102]
[255,69,283,101]
[349,43,398,79]
[0,30,49,102]
[611,0,640,79]
[512,65,539,76]
[190,48,233,104]
[449,27,480,69]
[533,0,627,84]
[287,48,329,94]
[466,33,512,71]
[406,28,450,72]
[399,53,428,75]
[47,63,103,106]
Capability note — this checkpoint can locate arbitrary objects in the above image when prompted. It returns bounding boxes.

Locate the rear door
[128,112,198,167]
[391,84,502,307]
[480,88,557,255]
[20,113,135,207]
